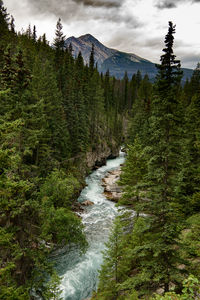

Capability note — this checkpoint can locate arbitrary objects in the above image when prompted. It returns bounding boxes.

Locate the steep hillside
[99,51,157,79]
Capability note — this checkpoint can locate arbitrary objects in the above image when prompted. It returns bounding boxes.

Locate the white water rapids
[54,151,125,300]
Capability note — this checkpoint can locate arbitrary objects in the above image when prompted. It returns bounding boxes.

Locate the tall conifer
[141,21,184,292]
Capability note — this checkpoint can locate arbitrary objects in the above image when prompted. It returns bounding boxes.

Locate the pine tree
[128,75,152,146]
[156,22,182,92]
[106,22,186,298]
[141,21,184,292]
[9,15,15,33]
[119,139,147,212]
[181,63,200,214]
[89,43,95,75]
[26,24,32,39]
[0,47,14,90]
[104,69,111,112]
[33,25,37,41]
[97,218,125,299]
[53,18,66,91]
[0,0,9,33]
[53,18,65,51]
[13,49,31,92]
[122,71,129,109]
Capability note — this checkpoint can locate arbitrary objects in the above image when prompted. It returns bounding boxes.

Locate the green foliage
[40,169,80,208]
[118,139,147,211]
[41,206,87,249]
[0,1,128,296]
[97,218,128,299]
[43,272,63,300]
[152,275,200,300]
[96,22,200,300]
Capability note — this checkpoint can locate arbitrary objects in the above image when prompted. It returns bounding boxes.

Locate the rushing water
[54,151,125,300]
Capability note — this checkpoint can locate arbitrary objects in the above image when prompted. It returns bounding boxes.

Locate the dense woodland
[1,1,200,299]
[93,22,200,299]
[0,1,133,298]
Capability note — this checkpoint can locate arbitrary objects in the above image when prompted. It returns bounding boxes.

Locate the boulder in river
[102,168,123,202]
[82,200,94,206]
[72,202,84,213]
[104,191,122,202]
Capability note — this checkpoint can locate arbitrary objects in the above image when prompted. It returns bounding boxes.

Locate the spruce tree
[103,22,186,297]
[53,18,65,51]
[182,63,200,214]
[0,48,14,90]
[122,71,129,110]
[89,43,95,75]
[53,18,66,91]
[33,25,37,41]
[104,69,111,112]
[9,15,15,33]
[141,21,184,292]
[0,0,9,33]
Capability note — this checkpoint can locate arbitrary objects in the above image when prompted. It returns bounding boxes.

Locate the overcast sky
[4,0,200,69]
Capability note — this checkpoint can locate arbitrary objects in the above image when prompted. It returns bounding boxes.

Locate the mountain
[65,34,117,65]
[65,34,193,81]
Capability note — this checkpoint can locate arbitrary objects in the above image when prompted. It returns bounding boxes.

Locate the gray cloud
[24,0,140,30]
[142,37,163,49]
[155,1,176,9]
[27,0,122,18]
[174,51,200,68]
[99,10,141,29]
[155,0,200,9]
[72,0,121,7]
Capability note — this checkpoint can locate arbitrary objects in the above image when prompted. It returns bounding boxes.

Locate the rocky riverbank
[101,167,123,202]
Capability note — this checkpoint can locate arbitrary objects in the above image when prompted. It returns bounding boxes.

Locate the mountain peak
[65,33,116,65]
[65,34,192,81]
[79,33,96,40]
[79,34,107,48]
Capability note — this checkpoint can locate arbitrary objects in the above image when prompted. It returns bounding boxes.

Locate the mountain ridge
[65,33,193,81]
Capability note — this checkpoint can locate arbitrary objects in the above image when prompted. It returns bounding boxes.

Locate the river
[53,151,125,300]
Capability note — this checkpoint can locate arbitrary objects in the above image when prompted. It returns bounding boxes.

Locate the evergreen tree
[89,43,95,75]
[13,49,31,92]
[33,25,37,41]
[53,18,66,91]
[97,218,125,299]
[9,15,15,33]
[97,22,187,299]
[0,47,14,89]
[26,24,32,39]
[53,18,65,51]
[181,63,200,214]
[122,71,129,109]
[103,69,111,112]
[0,0,9,33]
[140,21,184,292]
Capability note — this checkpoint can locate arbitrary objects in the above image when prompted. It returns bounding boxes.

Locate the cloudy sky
[4,0,200,69]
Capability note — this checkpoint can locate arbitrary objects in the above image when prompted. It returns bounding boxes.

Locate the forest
[0,0,136,298]
[1,0,200,299]
[93,23,200,299]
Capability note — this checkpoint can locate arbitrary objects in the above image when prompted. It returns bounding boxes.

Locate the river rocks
[102,168,123,202]
[72,202,84,213]
[81,200,94,206]
[72,200,94,212]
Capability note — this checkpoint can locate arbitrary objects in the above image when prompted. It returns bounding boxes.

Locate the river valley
[53,151,125,300]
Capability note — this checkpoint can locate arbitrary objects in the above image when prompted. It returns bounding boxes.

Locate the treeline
[94,22,200,299]
[0,1,147,298]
